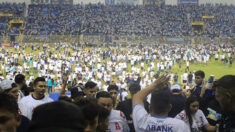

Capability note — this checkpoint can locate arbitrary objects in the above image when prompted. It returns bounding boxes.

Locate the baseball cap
[0,80,16,91]
[171,84,181,91]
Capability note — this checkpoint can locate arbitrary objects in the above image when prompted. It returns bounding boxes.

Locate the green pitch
[2,44,234,85]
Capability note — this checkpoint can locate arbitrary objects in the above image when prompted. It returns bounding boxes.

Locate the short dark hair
[85,81,97,89]
[129,83,141,93]
[150,89,171,114]
[29,101,85,132]
[76,99,99,121]
[194,70,205,78]
[33,77,46,87]
[15,74,25,84]
[213,75,235,92]
[96,91,112,100]
[70,87,85,99]
[107,85,118,92]
[0,93,19,116]
[58,96,73,103]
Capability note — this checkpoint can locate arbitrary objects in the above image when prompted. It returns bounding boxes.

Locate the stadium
[0,0,234,132]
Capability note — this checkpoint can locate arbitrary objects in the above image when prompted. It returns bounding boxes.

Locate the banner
[0,13,13,17]
[192,22,204,26]
[166,38,184,43]
[51,0,72,5]
[178,0,198,4]
[202,16,215,19]
[13,43,20,46]
[1,43,11,47]
[143,0,164,5]
[9,20,24,24]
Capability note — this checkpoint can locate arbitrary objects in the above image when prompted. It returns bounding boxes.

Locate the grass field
[1,44,235,86]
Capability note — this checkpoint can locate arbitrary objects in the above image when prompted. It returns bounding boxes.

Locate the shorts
[183,80,187,83]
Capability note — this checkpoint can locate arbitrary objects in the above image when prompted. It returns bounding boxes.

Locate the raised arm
[132,75,170,108]
[60,75,68,96]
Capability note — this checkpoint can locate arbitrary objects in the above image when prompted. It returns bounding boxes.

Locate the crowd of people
[24,4,235,37]
[0,42,234,92]
[0,2,235,132]
[0,3,25,36]
[0,42,234,132]
[0,66,234,132]
[0,3,234,38]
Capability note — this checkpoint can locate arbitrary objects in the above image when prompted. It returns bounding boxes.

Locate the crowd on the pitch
[0,43,234,92]
[0,42,235,131]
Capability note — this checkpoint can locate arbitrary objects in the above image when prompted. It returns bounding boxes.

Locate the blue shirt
[48,79,52,87]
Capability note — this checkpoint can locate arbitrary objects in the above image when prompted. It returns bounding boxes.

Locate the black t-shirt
[168,93,186,118]
[200,97,222,126]
[219,112,235,132]
[17,115,30,132]
[116,99,149,132]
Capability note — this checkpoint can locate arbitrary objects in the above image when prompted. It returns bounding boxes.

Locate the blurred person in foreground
[214,75,235,131]
[0,80,30,132]
[0,93,21,132]
[29,101,85,132]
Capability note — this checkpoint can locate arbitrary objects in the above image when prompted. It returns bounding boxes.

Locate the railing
[22,34,234,45]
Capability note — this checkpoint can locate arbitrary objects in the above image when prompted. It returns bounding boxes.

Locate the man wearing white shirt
[97,91,129,132]
[19,77,53,120]
[18,66,23,73]
[132,76,190,132]
[33,61,37,73]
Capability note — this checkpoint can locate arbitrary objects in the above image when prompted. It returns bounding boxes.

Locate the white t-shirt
[121,91,128,101]
[19,95,53,120]
[133,104,190,132]
[175,110,208,132]
[33,61,37,67]
[183,73,188,81]
[107,110,129,132]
